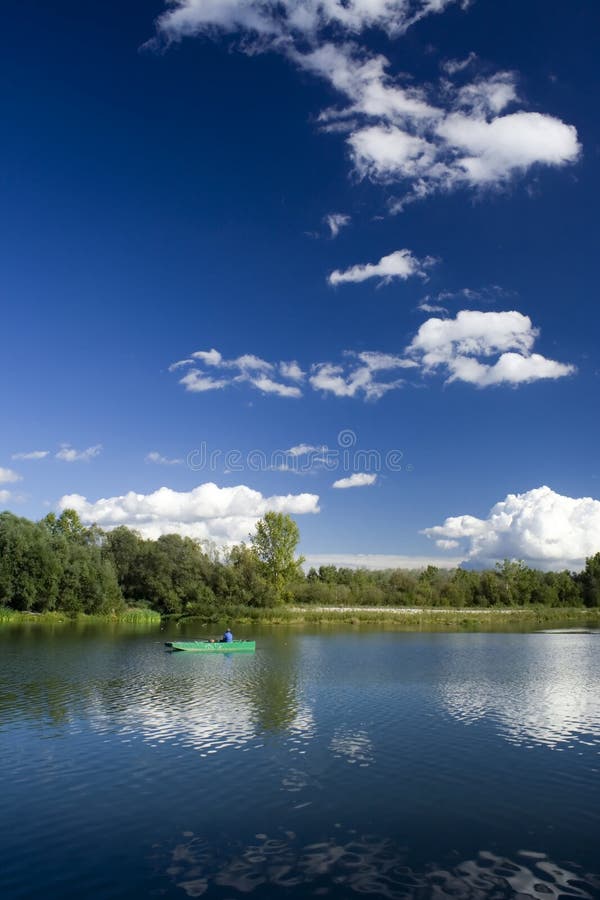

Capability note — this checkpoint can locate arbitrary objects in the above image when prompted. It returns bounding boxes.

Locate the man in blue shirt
[221,628,233,643]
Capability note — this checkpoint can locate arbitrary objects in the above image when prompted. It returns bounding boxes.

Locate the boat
[164,640,255,653]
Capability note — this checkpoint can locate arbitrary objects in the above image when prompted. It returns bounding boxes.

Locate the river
[1,622,599,898]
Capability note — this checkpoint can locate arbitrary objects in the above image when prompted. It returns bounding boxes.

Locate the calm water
[1,623,599,899]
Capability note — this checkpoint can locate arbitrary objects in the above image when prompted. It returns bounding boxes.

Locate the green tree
[250,512,304,604]
[579,553,600,607]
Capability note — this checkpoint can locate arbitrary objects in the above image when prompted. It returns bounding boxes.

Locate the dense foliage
[0,509,599,615]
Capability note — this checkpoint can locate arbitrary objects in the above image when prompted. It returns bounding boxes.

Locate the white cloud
[55,444,103,463]
[279,361,305,381]
[179,371,230,392]
[441,52,477,75]
[310,361,404,400]
[174,350,304,397]
[172,320,573,403]
[0,490,13,503]
[58,482,320,544]
[153,0,461,45]
[151,1,580,209]
[408,310,575,386]
[146,451,183,465]
[332,472,377,488]
[328,248,434,286]
[325,212,351,238]
[422,485,600,570]
[285,444,323,457]
[191,348,223,366]
[0,467,22,484]
[436,111,580,185]
[304,552,462,570]
[11,450,49,461]
[249,374,302,397]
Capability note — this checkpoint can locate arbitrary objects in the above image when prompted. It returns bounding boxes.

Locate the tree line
[0,508,599,615]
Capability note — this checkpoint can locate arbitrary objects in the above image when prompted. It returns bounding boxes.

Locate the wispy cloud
[325,212,351,238]
[151,2,580,210]
[172,317,575,401]
[0,467,22,484]
[172,349,304,398]
[146,451,183,466]
[56,444,103,463]
[333,472,377,489]
[11,450,49,461]
[328,249,435,286]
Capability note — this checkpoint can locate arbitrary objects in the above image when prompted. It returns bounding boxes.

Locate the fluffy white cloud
[58,482,320,544]
[0,467,22,484]
[325,212,351,238]
[328,248,434,286]
[0,490,13,503]
[173,322,574,401]
[11,450,49,461]
[279,361,305,381]
[332,472,377,488]
[408,310,575,386]
[56,444,103,463]
[145,451,183,465]
[436,111,580,185]
[422,485,600,570]
[152,2,580,208]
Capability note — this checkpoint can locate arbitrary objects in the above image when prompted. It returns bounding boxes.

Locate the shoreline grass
[0,607,161,625]
[173,605,600,631]
[1,605,598,631]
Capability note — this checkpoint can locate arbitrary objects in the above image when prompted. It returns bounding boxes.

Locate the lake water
[1,623,599,899]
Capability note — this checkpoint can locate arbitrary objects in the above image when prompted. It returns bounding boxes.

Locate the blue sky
[1,0,599,570]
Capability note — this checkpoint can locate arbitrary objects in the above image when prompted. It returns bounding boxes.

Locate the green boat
[165,640,255,653]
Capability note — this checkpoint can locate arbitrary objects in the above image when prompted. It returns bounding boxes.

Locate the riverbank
[0,607,161,625]
[175,605,600,631]
[2,605,599,631]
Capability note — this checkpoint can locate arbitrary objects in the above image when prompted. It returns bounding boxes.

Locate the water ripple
[162,829,600,898]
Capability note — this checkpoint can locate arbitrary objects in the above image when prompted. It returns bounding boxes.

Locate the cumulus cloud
[172,322,574,401]
[332,472,377,488]
[328,248,434,286]
[173,349,303,397]
[151,1,581,209]
[408,310,575,386]
[146,451,183,465]
[325,212,351,238]
[56,444,103,463]
[0,467,22,484]
[11,450,49,461]
[58,482,320,544]
[422,485,600,570]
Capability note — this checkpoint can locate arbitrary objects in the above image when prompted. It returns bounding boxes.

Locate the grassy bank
[174,605,600,631]
[0,607,161,625]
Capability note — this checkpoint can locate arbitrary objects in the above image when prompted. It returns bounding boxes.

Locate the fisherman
[220,627,233,643]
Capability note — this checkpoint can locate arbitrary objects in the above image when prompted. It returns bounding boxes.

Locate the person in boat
[220,628,233,643]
